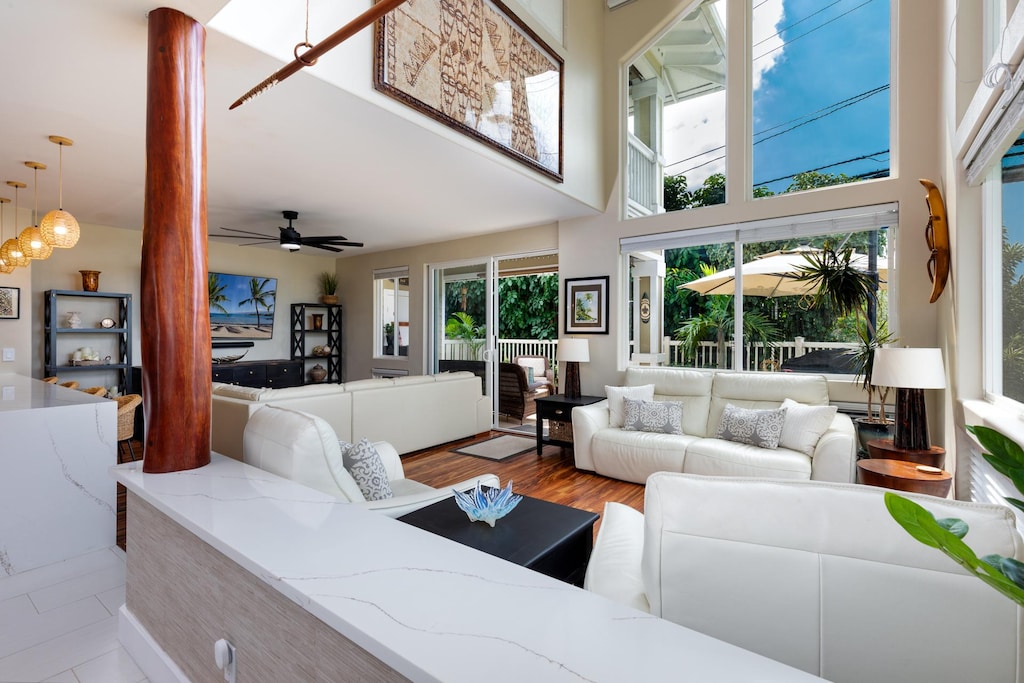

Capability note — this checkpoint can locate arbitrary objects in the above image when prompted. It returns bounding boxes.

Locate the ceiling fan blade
[302,237,365,248]
[306,243,344,253]
[219,227,276,238]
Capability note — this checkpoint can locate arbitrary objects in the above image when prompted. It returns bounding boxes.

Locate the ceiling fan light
[280,225,302,251]
[281,242,301,251]
[0,238,29,268]
[19,225,53,260]
[40,209,80,248]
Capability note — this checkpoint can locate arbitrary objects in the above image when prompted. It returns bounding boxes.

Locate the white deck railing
[443,337,858,373]
[627,133,660,216]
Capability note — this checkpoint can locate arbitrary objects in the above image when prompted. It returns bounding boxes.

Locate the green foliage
[1002,232,1024,400]
[886,424,1024,607]
[443,274,558,341]
[662,173,726,211]
[785,171,854,193]
[849,320,896,422]
[445,312,486,360]
[674,296,779,368]
[794,245,878,323]
[208,273,229,315]
[884,493,1024,607]
[318,271,338,296]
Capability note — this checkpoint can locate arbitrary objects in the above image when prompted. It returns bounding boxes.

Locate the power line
[753,0,843,49]
[752,149,889,187]
[665,85,889,175]
[754,0,876,62]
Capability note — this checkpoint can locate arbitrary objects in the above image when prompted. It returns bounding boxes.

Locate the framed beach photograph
[208,272,277,340]
[564,276,608,334]
[374,0,564,182]
[0,287,19,320]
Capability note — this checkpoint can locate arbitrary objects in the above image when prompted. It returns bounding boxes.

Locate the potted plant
[318,271,338,305]
[383,322,394,355]
[795,244,892,451]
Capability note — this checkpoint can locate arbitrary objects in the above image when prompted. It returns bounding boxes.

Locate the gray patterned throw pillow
[622,398,684,435]
[714,404,788,449]
[341,439,394,501]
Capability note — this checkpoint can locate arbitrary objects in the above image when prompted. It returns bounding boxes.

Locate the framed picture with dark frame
[564,276,609,335]
[373,0,564,182]
[0,287,19,320]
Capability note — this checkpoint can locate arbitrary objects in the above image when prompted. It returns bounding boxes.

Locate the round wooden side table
[857,458,952,497]
[866,437,945,468]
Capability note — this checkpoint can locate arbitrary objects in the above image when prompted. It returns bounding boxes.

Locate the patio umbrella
[679,246,887,298]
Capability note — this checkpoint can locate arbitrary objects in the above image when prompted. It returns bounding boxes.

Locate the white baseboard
[119,605,191,683]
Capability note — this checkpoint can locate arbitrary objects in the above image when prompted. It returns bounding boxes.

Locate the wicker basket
[116,394,142,441]
[549,420,574,443]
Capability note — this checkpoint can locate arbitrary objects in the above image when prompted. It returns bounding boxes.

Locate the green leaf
[982,555,1024,589]
[966,425,1024,495]
[1005,497,1024,515]
[936,517,969,539]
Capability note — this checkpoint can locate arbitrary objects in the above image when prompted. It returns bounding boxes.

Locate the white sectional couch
[572,367,856,484]
[211,371,491,460]
[585,473,1024,682]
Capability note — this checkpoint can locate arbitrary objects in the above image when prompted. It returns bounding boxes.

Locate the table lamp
[558,338,590,399]
[870,347,946,451]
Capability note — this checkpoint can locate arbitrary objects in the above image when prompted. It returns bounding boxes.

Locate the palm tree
[208,273,229,315]
[239,277,276,330]
[445,312,486,360]
[674,296,778,369]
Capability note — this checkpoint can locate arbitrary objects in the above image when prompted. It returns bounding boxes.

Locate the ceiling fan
[211,211,364,253]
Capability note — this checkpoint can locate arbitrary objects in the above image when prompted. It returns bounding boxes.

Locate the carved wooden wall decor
[920,179,950,304]
[374,0,564,181]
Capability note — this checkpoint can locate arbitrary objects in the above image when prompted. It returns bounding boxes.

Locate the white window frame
[374,266,410,360]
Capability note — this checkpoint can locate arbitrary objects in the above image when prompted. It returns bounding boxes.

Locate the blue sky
[211,272,277,314]
[663,0,891,195]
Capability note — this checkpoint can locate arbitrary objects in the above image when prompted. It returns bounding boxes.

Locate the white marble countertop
[111,454,821,682]
[0,373,109,412]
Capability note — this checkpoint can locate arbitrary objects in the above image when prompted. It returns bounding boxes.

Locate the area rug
[453,435,535,461]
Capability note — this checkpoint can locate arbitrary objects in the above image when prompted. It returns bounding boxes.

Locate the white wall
[0,202,34,375]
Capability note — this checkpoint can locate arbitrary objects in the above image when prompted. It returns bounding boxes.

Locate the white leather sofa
[242,405,499,517]
[586,473,1024,683]
[572,367,856,483]
[211,371,491,460]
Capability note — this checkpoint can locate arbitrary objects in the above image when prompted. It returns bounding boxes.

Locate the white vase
[66,311,82,329]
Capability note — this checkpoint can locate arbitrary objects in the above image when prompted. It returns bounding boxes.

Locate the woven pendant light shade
[19,225,53,260]
[40,136,79,248]
[0,239,29,268]
[2,182,28,268]
[20,162,51,260]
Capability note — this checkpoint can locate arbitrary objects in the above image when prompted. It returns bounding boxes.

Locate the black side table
[535,394,604,455]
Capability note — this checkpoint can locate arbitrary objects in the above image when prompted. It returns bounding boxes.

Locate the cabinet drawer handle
[554,409,564,416]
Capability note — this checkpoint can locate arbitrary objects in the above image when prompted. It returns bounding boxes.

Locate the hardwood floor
[402,431,646,533]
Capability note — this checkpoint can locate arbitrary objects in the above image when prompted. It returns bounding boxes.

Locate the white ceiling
[0,0,599,258]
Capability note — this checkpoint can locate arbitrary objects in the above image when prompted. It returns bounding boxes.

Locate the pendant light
[18,161,53,260]
[40,135,80,248]
[0,198,12,274]
[0,181,29,268]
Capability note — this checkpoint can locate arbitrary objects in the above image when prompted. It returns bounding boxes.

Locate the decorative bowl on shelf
[452,480,522,527]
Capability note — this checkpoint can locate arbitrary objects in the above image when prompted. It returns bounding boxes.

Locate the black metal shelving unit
[290,302,342,384]
[44,289,133,394]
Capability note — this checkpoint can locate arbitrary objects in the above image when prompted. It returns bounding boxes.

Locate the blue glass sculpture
[453,480,523,527]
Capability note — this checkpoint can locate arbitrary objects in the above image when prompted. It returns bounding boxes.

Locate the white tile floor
[0,547,147,683]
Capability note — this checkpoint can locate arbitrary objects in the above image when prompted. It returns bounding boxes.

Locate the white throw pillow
[341,438,394,501]
[778,398,838,456]
[605,384,655,428]
[714,403,787,449]
[622,398,683,435]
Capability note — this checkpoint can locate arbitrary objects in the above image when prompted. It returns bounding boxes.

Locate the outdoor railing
[626,132,660,217]
[442,339,558,365]
[664,338,858,371]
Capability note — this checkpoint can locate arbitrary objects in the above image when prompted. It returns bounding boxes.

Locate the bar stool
[116,394,143,461]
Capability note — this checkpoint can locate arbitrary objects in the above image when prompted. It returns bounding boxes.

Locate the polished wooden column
[141,8,211,473]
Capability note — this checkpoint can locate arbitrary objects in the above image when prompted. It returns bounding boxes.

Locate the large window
[624,0,892,216]
[623,205,895,374]
[998,135,1024,402]
[375,267,410,358]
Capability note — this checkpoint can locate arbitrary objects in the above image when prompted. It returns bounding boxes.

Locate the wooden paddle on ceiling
[230,0,408,110]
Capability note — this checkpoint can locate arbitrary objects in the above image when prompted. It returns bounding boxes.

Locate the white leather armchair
[586,473,1024,683]
[242,405,499,517]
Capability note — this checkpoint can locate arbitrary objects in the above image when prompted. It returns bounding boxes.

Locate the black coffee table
[397,493,599,586]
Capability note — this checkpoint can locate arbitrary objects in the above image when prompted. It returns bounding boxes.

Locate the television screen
[208,271,278,340]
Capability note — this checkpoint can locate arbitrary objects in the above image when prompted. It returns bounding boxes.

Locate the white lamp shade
[558,338,590,363]
[870,347,946,389]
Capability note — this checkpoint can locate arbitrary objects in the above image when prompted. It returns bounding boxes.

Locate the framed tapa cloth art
[374,0,564,182]
[0,287,19,319]
[565,277,608,335]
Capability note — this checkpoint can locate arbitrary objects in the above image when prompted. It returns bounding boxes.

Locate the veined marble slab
[111,454,822,682]
[0,374,116,575]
